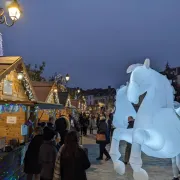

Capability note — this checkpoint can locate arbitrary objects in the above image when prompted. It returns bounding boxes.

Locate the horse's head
[113,84,136,128]
[127,58,152,104]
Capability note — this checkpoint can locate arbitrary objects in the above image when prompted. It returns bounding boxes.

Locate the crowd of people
[23,109,134,180]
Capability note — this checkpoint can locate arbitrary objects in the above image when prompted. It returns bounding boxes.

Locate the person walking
[96,114,100,128]
[69,114,80,132]
[82,113,88,136]
[55,114,70,146]
[24,127,44,180]
[124,116,135,165]
[96,107,111,161]
[53,131,91,180]
[108,113,114,137]
[79,113,84,135]
[89,115,95,134]
[47,116,56,130]
[39,127,57,180]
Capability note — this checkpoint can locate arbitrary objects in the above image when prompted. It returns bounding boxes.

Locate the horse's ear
[127,64,142,73]
[127,64,135,73]
[144,58,150,69]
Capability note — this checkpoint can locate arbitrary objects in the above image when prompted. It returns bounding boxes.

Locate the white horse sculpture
[110,58,180,180]
[110,84,136,175]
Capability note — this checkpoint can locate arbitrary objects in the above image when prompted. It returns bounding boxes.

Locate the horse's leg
[129,129,149,180]
[172,156,179,180]
[110,128,133,175]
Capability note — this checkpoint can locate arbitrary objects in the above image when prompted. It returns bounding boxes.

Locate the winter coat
[127,120,134,129]
[39,141,57,179]
[70,118,80,132]
[89,118,96,128]
[60,146,91,180]
[97,119,110,144]
[24,135,43,174]
[83,117,89,128]
[55,116,70,134]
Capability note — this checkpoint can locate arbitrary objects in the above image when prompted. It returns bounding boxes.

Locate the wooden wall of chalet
[0,71,29,101]
[38,110,49,121]
[37,90,59,122]
[0,108,26,144]
[0,71,30,144]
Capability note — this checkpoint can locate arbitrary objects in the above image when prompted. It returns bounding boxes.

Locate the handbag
[96,134,106,144]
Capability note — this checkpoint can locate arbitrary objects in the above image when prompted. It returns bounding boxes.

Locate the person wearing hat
[39,127,57,180]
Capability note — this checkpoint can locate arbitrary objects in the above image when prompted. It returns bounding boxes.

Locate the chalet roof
[31,81,54,102]
[58,92,69,106]
[0,56,37,101]
[0,56,22,80]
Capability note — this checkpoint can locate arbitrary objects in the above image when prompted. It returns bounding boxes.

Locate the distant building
[82,86,116,113]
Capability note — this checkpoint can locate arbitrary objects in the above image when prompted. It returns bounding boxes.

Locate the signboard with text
[7,116,17,124]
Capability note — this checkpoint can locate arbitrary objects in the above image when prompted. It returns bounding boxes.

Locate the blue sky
[1,0,180,89]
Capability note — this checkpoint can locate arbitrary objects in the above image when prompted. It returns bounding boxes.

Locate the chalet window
[3,80,12,95]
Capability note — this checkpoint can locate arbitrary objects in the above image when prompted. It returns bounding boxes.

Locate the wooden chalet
[0,56,37,145]
[58,92,74,116]
[31,81,61,121]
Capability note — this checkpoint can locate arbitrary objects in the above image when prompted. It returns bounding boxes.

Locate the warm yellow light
[65,74,70,82]
[54,89,58,93]
[8,7,20,21]
[7,0,21,21]
[17,73,23,80]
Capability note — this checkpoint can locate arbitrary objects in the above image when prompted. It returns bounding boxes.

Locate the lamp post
[75,88,80,100]
[54,73,70,92]
[65,74,70,82]
[0,0,21,27]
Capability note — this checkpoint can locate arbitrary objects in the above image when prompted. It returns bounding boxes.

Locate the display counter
[0,144,28,180]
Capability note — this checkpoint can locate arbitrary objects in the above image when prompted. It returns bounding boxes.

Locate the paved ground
[83,133,175,180]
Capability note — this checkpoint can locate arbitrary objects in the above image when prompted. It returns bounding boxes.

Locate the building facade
[82,86,116,113]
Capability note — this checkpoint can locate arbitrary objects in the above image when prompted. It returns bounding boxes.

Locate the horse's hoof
[114,160,125,175]
[133,168,148,180]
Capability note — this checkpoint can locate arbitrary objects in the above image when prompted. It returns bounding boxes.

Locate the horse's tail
[176,107,180,117]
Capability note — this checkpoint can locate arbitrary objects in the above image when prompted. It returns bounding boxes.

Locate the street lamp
[65,74,70,82]
[77,88,80,94]
[0,0,21,27]
[54,73,70,92]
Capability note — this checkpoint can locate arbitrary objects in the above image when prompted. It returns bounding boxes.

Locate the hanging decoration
[0,104,26,114]
[21,73,35,101]
[53,92,59,104]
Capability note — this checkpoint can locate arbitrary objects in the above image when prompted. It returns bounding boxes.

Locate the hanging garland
[54,92,59,104]
[0,104,56,115]
[22,73,35,101]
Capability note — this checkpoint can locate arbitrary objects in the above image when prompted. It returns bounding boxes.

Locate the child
[39,127,57,180]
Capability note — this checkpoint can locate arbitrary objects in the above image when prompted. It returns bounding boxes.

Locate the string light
[22,73,35,101]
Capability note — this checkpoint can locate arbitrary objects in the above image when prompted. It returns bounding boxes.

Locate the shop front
[0,56,37,179]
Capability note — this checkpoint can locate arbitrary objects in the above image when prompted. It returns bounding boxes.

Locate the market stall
[0,56,37,145]
[32,81,61,121]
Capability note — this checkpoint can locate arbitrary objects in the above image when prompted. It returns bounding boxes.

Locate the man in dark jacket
[24,127,44,180]
[39,127,57,180]
[124,116,135,165]
[55,115,69,146]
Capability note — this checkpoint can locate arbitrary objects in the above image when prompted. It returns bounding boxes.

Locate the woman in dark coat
[24,127,44,180]
[96,107,111,161]
[53,131,91,180]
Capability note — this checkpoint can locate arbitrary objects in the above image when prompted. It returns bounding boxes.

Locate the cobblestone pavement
[82,133,175,180]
